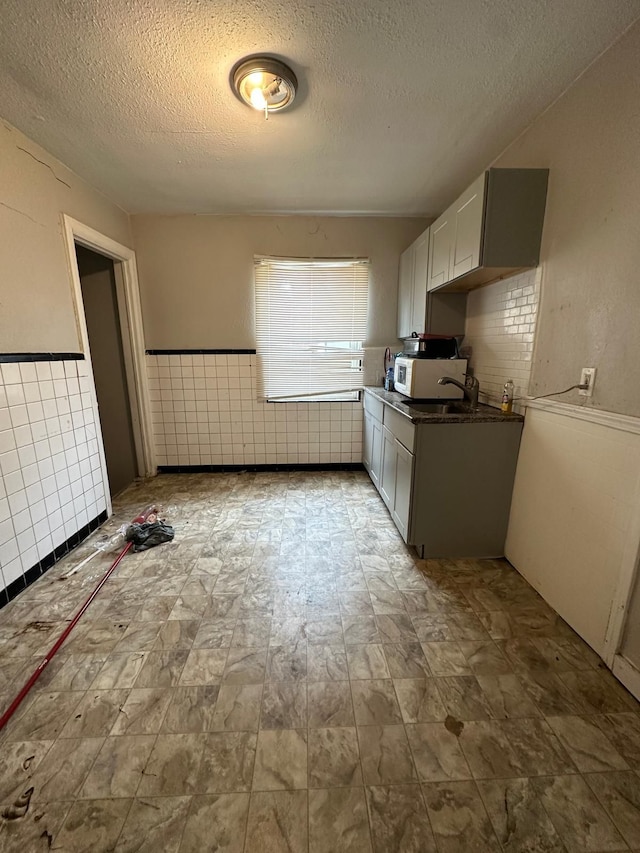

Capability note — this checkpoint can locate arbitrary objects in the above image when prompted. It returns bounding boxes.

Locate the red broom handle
[0,504,157,733]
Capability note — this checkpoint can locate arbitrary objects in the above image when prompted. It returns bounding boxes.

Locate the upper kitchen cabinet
[397,228,428,338]
[397,240,415,339]
[427,210,455,291]
[451,174,485,279]
[411,229,430,330]
[398,225,467,338]
[428,168,549,293]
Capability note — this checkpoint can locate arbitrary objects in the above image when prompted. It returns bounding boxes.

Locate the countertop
[364,386,525,424]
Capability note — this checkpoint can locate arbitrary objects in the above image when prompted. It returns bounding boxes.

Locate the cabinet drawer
[364,392,384,423]
[383,406,415,452]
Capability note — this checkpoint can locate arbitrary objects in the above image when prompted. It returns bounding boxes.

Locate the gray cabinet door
[392,439,414,542]
[428,213,454,291]
[397,244,415,338]
[379,426,396,509]
[452,173,485,279]
[370,415,383,489]
[411,228,429,333]
[363,410,373,473]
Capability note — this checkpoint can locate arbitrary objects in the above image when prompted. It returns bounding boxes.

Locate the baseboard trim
[0,510,109,609]
[157,463,365,474]
[612,654,640,702]
[0,352,84,363]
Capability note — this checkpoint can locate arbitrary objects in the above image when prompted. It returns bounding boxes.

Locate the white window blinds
[254,257,370,402]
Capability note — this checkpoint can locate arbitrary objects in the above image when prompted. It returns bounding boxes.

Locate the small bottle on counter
[501,379,514,413]
[384,367,395,391]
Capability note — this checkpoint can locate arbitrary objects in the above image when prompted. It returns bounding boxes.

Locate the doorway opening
[75,246,138,497]
[62,215,155,514]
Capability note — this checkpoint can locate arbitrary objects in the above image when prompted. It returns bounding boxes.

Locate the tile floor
[0,470,639,852]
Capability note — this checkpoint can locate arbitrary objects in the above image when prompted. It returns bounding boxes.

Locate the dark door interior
[76,245,138,497]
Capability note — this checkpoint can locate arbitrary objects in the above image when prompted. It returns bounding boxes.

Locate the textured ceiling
[1,0,639,215]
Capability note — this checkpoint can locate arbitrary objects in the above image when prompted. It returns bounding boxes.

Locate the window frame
[254,256,370,404]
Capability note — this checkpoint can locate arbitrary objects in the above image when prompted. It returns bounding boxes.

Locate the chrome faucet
[438,375,480,410]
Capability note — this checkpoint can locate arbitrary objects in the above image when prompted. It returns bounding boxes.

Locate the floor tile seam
[546,727,632,775]
[399,777,442,851]
[0,739,58,806]
[32,799,75,850]
[99,790,139,851]
[354,714,421,787]
[90,649,149,691]
[304,769,312,853]
[392,674,449,724]
[119,687,172,738]
[0,679,47,739]
[553,667,633,715]
[514,771,631,853]
[473,776,544,851]
[544,711,636,768]
[496,669,564,719]
[458,717,582,778]
[41,731,110,806]
[444,759,588,784]
[236,783,257,853]
[404,717,476,786]
[581,769,640,848]
[4,687,87,743]
[465,776,506,851]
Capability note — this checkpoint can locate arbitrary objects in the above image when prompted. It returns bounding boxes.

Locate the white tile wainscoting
[147,352,364,468]
[0,357,107,601]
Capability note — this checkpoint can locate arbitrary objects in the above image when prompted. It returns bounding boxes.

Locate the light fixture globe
[232,57,298,114]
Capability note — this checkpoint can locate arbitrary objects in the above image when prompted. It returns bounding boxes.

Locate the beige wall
[0,120,132,353]
[497,22,640,664]
[131,215,427,350]
[493,21,640,417]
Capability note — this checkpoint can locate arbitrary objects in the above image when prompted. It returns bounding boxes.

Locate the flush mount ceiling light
[231,57,298,118]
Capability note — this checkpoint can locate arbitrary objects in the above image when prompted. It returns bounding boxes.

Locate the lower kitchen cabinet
[364,392,416,544]
[379,425,396,507]
[410,421,522,558]
[363,409,383,488]
[375,420,415,541]
[362,389,523,558]
[377,404,416,542]
[390,434,413,541]
[362,391,385,489]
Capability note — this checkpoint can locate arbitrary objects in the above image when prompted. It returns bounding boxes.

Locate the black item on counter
[405,334,459,359]
[125,521,175,551]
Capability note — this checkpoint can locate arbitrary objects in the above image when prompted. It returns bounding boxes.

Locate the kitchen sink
[408,401,472,414]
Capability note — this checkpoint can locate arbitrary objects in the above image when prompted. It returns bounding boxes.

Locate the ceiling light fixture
[231,56,298,119]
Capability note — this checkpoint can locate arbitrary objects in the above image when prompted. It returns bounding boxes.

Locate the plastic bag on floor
[125,520,175,552]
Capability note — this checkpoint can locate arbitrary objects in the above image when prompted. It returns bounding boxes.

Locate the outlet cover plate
[579,367,596,396]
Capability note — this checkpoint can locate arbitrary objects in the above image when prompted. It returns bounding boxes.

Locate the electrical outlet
[579,367,596,397]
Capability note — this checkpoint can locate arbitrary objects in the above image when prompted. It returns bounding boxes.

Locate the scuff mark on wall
[16,146,71,188]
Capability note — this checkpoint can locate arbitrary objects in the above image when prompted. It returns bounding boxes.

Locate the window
[254,257,369,402]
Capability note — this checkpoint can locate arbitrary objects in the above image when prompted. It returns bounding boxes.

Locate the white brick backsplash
[463,268,540,411]
[148,353,363,467]
[0,358,107,597]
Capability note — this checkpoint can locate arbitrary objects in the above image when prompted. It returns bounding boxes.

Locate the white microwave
[394,357,468,399]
